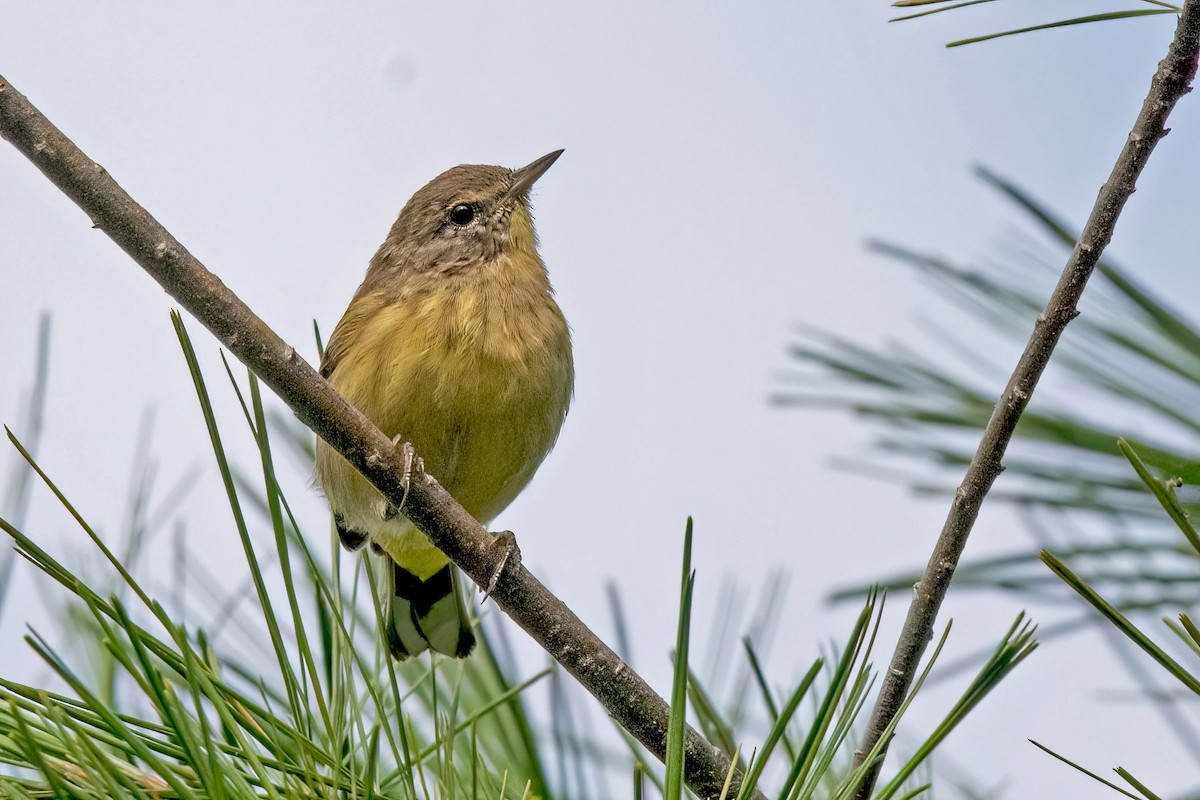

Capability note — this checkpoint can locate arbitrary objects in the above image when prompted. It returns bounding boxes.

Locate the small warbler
[315,151,573,659]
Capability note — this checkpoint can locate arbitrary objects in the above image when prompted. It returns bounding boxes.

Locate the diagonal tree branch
[852,2,1200,796]
[0,74,757,800]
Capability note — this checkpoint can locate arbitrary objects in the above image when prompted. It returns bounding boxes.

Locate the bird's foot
[378,437,424,521]
[481,530,521,605]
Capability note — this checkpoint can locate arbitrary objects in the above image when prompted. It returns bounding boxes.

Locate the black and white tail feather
[336,513,475,659]
[384,562,475,659]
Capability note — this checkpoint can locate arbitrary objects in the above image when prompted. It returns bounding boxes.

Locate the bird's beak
[505,149,564,203]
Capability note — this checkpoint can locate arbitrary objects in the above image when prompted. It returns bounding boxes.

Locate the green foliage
[781,167,1200,793]
[0,315,1036,797]
[888,0,1179,48]
[663,520,695,800]
[1032,441,1200,797]
[0,316,554,799]
[782,169,1200,623]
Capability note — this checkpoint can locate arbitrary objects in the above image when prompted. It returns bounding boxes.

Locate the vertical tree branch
[852,3,1200,796]
[0,75,758,800]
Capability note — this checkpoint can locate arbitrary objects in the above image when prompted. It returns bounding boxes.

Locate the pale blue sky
[2,3,1197,797]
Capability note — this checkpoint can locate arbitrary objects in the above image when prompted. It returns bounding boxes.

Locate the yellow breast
[314,249,573,563]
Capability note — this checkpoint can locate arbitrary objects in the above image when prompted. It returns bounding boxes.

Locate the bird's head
[371,150,563,281]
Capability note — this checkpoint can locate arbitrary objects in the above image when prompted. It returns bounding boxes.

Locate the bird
[315,151,574,659]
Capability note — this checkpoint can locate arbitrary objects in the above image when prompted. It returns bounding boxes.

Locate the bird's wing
[320,291,388,379]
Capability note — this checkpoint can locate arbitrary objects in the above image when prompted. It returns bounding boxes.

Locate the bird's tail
[384,560,476,660]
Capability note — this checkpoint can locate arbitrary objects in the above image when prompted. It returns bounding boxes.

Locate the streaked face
[380,165,533,277]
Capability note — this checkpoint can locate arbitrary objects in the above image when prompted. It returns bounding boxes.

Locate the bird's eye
[448,204,475,226]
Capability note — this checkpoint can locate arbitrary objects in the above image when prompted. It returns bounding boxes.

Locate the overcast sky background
[2,3,1199,797]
